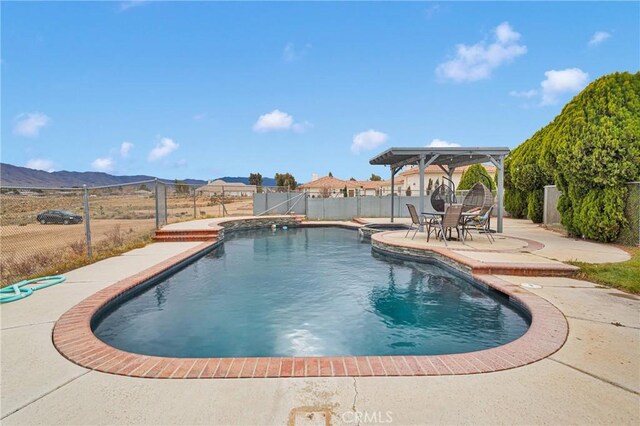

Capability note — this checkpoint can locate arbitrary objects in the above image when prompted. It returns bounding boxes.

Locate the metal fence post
[221,187,225,217]
[83,185,93,259]
[155,178,159,230]
[193,187,197,219]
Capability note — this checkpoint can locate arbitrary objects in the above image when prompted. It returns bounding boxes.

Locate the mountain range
[0,163,276,188]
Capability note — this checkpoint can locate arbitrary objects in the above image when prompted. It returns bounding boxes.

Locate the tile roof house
[299,176,361,197]
[392,164,496,194]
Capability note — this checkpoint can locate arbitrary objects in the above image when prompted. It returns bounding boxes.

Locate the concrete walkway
[361,217,631,264]
[1,219,638,425]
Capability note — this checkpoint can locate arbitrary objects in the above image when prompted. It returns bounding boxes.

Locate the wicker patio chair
[431,184,457,213]
[461,182,494,214]
[460,183,495,242]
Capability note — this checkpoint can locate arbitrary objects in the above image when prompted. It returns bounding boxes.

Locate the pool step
[153,229,219,242]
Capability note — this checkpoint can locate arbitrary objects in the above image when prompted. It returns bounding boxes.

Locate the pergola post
[497,155,505,233]
[390,166,395,223]
[418,155,425,214]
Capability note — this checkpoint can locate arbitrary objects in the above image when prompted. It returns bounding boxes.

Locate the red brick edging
[53,234,568,379]
[372,231,579,277]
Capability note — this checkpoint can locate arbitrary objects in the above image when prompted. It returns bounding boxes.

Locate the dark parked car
[36,210,83,225]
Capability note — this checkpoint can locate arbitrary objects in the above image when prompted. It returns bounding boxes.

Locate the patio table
[421,210,478,241]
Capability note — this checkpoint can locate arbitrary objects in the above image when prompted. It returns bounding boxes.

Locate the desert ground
[0,191,253,285]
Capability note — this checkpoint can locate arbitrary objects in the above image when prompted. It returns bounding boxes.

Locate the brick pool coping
[53,222,569,379]
[371,231,578,277]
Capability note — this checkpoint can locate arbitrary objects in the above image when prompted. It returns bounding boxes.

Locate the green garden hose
[0,276,66,304]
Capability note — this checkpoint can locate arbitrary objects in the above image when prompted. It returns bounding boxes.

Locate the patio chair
[427,204,464,247]
[464,205,495,243]
[461,182,493,214]
[405,203,428,240]
[431,184,457,213]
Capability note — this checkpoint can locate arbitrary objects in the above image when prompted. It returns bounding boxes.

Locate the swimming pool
[93,227,530,358]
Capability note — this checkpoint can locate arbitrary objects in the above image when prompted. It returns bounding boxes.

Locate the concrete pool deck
[1,217,638,424]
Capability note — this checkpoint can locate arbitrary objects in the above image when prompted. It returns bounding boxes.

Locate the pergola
[369,147,510,232]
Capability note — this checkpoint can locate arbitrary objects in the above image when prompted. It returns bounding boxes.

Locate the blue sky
[2,1,639,183]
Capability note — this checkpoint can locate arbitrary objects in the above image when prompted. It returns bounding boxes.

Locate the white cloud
[427,138,461,148]
[292,121,313,133]
[254,110,292,132]
[148,137,179,162]
[509,89,538,99]
[192,113,207,121]
[252,109,311,133]
[91,157,114,172]
[436,22,527,82]
[282,43,312,63]
[588,31,611,47]
[540,68,589,106]
[119,1,149,12]
[13,113,51,137]
[351,130,388,154]
[120,141,133,157]
[25,159,55,172]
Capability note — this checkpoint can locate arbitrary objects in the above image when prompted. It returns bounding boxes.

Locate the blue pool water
[93,227,529,358]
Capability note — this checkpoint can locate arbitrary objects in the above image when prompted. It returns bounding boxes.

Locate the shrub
[505,188,528,219]
[508,71,640,241]
[275,173,297,190]
[69,240,87,256]
[458,164,495,190]
[572,187,628,241]
[527,189,544,223]
[549,73,640,241]
[503,157,528,219]
[103,224,124,247]
[616,183,640,245]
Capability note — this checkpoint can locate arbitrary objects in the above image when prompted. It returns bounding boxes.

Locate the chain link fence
[0,180,273,286]
[1,180,162,286]
[1,186,87,286]
[163,182,263,223]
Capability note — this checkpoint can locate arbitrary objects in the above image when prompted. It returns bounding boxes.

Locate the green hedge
[506,72,640,240]
[504,125,553,223]
[527,189,544,223]
[617,183,640,246]
[505,188,528,219]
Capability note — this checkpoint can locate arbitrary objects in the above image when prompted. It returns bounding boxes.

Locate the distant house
[299,175,391,197]
[381,164,496,195]
[380,177,406,195]
[196,179,257,197]
[299,176,361,197]
[353,179,390,196]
